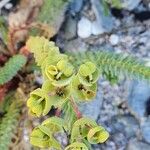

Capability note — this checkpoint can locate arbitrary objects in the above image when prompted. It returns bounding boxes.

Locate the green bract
[27,88,52,117]
[78,61,99,86]
[65,142,88,150]
[71,117,97,142]
[87,126,109,144]
[30,117,66,149]
[45,59,74,86]
[42,80,71,107]
[72,76,97,101]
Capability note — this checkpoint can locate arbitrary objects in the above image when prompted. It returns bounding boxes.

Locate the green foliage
[0,95,22,150]
[0,54,27,85]
[103,0,122,8]
[26,36,150,149]
[102,0,122,16]
[0,16,8,44]
[30,117,66,149]
[37,0,68,26]
[69,51,150,82]
[65,142,88,150]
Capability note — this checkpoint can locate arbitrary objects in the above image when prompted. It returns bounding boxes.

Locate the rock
[91,20,105,35]
[127,139,150,150]
[77,17,92,38]
[141,118,150,144]
[79,87,103,120]
[69,0,84,16]
[91,0,114,33]
[0,0,11,10]
[122,0,141,11]
[64,16,77,40]
[112,133,127,149]
[110,115,139,139]
[5,2,12,10]
[128,80,150,118]
[109,34,119,45]
[63,38,88,52]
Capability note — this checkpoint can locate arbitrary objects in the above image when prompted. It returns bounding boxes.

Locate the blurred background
[0,0,150,149]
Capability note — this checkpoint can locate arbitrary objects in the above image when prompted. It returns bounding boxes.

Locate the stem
[70,97,82,119]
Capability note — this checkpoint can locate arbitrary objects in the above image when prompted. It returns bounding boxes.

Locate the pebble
[69,0,84,16]
[109,34,119,45]
[127,139,150,150]
[64,16,77,40]
[77,17,92,38]
[141,118,150,144]
[5,2,12,9]
[91,20,105,35]
[128,80,150,118]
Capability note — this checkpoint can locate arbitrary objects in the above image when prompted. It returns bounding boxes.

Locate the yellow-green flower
[27,88,52,117]
[42,80,71,107]
[87,126,109,144]
[78,61,99,86]
[45,59,74,86]
[72,76,97,101]
[30,125,61,149]
[30,117,66,149]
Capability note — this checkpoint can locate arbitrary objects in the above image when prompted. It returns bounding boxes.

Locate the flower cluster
[26,36,109,149]
[27,37,100,117]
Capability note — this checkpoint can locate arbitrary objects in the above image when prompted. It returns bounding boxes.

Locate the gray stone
[69,0,84,16]
[79,87,103,120]
[127,139,150,150]
[141,118,150,144]
[77,17,92,38]
[91,0,114,33]
[64,16,77,40]
[63,38,88,52]
[109,34,119,46]
[128,80,150,118]
[110,115,139,139]
[91,20,105,35]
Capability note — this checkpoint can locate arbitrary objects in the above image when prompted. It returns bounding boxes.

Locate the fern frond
[0,96,22,150]
[69,51,150,81]
[0,54,27,85]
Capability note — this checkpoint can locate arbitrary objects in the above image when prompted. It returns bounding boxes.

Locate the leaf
[65,142,88,150]
[0,16,8,44]
[42,116,67,132]
[26,36,61,68]
[69,51,150,82]
[62,101,77,131]
[0,94,22,150]
[30,117,66,149]
[0,54,27,85]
